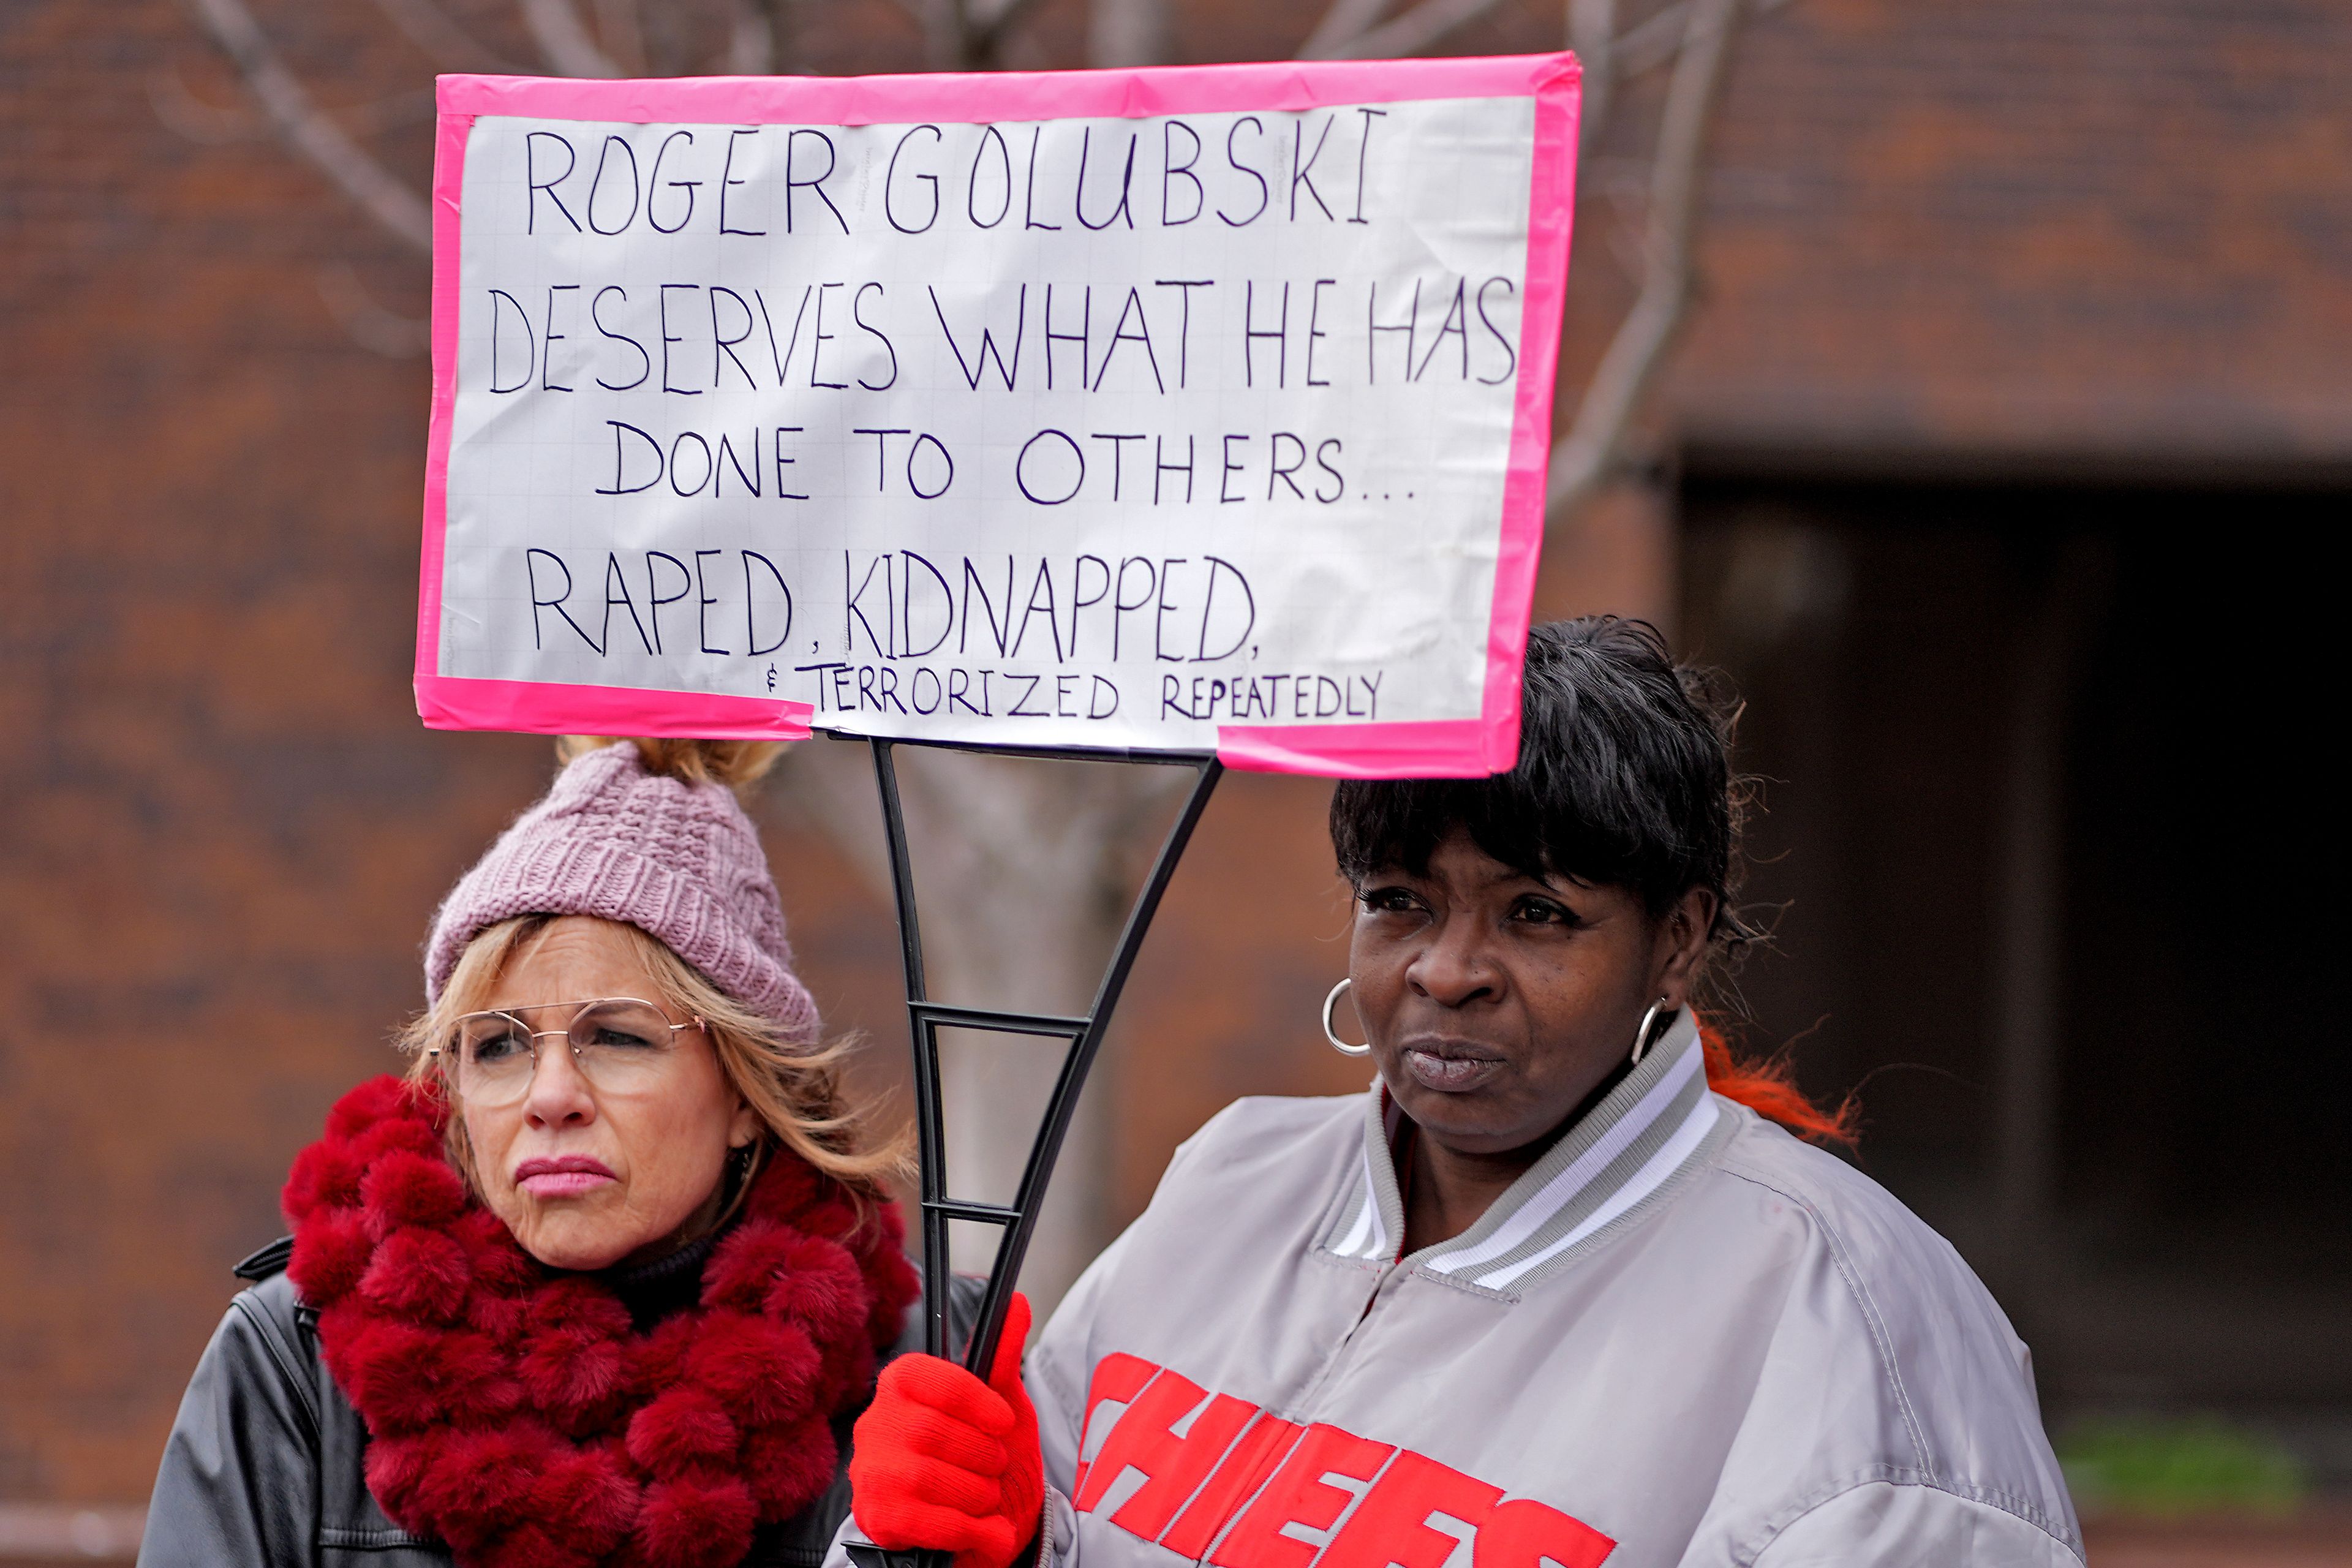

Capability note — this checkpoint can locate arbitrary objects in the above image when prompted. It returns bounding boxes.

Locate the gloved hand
[852,1292,1044,1568]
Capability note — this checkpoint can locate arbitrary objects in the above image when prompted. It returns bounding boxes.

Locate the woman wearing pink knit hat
[142,738,948,1568]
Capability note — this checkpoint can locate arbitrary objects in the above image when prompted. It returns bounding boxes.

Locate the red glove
[852,1292,1044,1568]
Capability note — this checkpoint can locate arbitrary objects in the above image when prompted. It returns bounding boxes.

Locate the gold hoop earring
[1630,996,1673,1066]
[1321,979,1373,1057]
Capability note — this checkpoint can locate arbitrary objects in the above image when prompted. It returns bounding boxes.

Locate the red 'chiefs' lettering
[1161,1415,1304,1559]
[1321,1450,1504,1568]
[1074,1354,1163,1500]
[1472,1500,1613,1568]
[1079,1368,1259,1540]
[1213,1423,1396,1568]
[1073,1357,1615,1568]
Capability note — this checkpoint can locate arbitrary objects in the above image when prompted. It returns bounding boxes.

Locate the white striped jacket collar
[1316,1009,1731,1295]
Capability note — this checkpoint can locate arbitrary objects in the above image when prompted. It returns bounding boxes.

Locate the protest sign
[416,55,1578,775]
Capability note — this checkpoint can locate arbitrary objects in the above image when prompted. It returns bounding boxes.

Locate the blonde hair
[554,734,785,795]
[400,737,910,1199]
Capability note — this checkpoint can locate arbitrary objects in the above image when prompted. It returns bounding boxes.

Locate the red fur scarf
[283,1076,919,1568]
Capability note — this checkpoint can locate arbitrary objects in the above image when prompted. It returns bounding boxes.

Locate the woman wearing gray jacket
[843,617,2081,1567]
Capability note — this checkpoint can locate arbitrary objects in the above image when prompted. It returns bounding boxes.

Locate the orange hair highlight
[1697,1016,1858,1148]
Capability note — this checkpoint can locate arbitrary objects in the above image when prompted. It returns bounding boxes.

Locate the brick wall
[1678,0,2352,468]
[2,0,2345,1514]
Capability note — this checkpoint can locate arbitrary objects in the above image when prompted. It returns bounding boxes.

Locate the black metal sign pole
[862,734,1224,1371]
[848,736,1222,1568]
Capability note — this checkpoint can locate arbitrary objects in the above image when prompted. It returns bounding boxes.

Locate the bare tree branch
[1311,0,1496,62]
[916,0,965,70]
[1087,0,1168,67]
[765,0,799,68]
[333,88,440,135]
[369,0,527,72]
[1569,0,1616,156]
[1608,0,1703,75]
[1295,0,1391,62]
[155,63,435,143]
[518,0,621,77]
[1613,0,1789,75]
[726,0,778,73]
[1545,0,1744,520]
[594,0,650,75]
[149,66,263,143]
[769,743,895,905]
[1312,0,1781,75]
[904,0,1053,72]
[766,738,1188,1307]
[317,262,431,357]
[186,0,434,254]
[971,0,1058,62]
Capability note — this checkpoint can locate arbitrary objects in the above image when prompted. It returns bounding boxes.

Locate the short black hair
[1330,617,1753,948]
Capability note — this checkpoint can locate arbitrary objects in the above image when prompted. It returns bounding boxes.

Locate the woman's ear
[728,1098,761,1150]
[1653,887,1719,1005]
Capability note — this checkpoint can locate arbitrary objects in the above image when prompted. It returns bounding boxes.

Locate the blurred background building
[2,0,2347,1560]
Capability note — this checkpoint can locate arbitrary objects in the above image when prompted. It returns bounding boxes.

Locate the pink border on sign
[1215,719,1493,779]
[434,54,1573,125]
[415,55,1580,772]
[418,674,815,741]
[415,103,472,692]
[1221,58,1577,777]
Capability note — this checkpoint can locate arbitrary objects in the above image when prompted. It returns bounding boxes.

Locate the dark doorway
[1679,478,2351,1464]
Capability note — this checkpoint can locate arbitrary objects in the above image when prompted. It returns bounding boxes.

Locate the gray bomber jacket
[140,1243,974,1568]
[840,1013,2082,1568]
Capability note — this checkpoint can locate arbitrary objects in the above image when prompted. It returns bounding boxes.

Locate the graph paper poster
[416,54,1578,776]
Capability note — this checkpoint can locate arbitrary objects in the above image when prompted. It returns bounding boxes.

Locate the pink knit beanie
[423,742,818,1042]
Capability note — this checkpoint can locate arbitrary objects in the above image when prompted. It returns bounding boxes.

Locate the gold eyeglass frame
[426,997,709,1101]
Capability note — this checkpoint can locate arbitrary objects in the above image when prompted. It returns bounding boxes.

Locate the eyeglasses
[429,997,706,1108]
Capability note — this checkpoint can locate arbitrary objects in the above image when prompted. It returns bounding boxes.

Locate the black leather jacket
[138,1238,976,1568]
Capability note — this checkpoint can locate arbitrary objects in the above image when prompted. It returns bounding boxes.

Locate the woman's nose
[1408,917,1499,1006]
[521,1040,597,1127]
